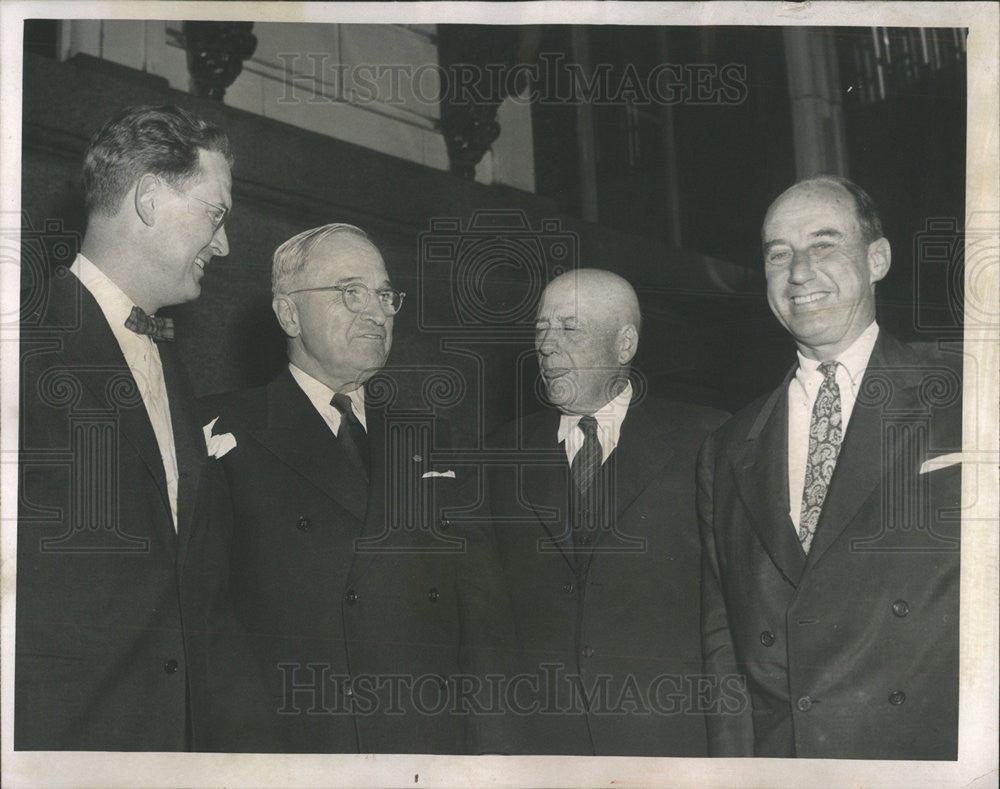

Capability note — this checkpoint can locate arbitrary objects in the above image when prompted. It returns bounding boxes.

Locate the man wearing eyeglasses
[17,105,233,750]
[199,223,480,753]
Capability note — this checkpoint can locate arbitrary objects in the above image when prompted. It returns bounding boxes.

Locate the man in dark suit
[201,223,489,753]
[699,175,962,759]
[17,105,234,750]
[484,268,729,756]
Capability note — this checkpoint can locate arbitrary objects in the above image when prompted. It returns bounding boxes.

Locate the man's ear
[867,237,891,284]
[134,174,159,227]
[272,295,301,338]
[616,324,639,365]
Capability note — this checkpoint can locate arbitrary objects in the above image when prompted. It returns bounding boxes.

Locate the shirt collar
[70,253,140,333]
[557,380,633,446]
[796,321,880,388]
[288,363,367,429]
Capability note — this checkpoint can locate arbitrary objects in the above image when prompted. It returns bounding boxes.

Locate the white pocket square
[421,470,456,479]
[203,416,237,459]
[919,453,963,474]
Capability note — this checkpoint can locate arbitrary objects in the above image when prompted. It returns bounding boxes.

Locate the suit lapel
[249,371,369,523]
[730,371,807,587]
[345,395,387,588]
[160,343,207,566]
[519,412,576,572]
[607,402,673,523]
[568,401,675,572]
[55,276,177,553]
[805,332,923,565]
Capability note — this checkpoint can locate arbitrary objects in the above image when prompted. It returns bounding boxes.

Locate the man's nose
[211,225,230,257]
[536,328,555,354]
[788,249,814,284]
[360,292,387,325]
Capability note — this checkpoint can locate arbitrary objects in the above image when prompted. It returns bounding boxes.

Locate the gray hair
[271,223,370,295]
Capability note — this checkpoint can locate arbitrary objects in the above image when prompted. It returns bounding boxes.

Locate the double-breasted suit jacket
[698,331,962,759]
[202,370,481,753]
[17,269,217,750]
[485,396,729,756]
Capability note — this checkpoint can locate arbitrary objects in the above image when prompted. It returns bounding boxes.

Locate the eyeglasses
[163,182,229,233]
[285,283,406,315]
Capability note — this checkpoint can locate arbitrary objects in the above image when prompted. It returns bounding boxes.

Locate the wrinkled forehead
[303,234,388,285]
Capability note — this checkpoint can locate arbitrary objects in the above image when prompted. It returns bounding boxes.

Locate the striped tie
[571,415,602,492]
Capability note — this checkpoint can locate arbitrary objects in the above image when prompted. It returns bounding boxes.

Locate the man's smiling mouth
[790,292,828,306]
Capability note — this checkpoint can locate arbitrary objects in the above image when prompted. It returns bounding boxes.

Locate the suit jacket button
[296,516,311,532]
[892,600,910,617]
[562,582,574,594]
[889,690,906,705]
[164,659,179,675]
[796,695,812,711]
[759,630,775,647]
[581,646,595,658]
[428,587,439,602]
[345,589,358,604]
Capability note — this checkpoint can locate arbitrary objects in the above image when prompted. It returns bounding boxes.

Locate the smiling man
[17,105,233,750]
[199,224,475,753]
[698,175,963,759]
[483,268,728,755]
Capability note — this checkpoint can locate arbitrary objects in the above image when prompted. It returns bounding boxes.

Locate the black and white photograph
[1,2,997,787]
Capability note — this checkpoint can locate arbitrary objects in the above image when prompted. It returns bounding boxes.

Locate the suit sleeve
[697,431,755,756]
[186,449,280,752]
[455,464,528,755]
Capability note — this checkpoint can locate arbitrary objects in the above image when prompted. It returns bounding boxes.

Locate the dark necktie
[571,415,602,492]
[330,392,370,476]
[124,305,174,342]
[799,360,843,553]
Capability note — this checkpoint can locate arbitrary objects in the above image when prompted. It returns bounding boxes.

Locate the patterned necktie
[124,305,174,342]
[571,415,602,492]
[799,360,843,553]
[330,392,370,476]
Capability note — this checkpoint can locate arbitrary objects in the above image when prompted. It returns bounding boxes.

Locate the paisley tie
[799,361,843,553]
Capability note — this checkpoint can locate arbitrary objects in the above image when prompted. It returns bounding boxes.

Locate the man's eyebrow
[808,228,844,240]
[763,228,844,253]
[535,314,577,325]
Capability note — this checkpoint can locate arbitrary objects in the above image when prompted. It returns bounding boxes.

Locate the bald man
[699,176,962,759]
[483,269,729,755]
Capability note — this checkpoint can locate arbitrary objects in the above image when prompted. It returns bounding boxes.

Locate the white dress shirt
[289,363,367,436]
[557,381,633,466]
[787,321,879,529]
[70,254,179,529]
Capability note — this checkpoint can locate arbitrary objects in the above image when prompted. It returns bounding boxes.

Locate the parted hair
[271,223,371,295]
[82,105,233,217]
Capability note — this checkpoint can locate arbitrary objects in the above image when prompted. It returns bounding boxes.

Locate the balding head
[534,268,640,414]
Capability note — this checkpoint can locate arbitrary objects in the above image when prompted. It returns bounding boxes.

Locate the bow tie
[124,305,174,342]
